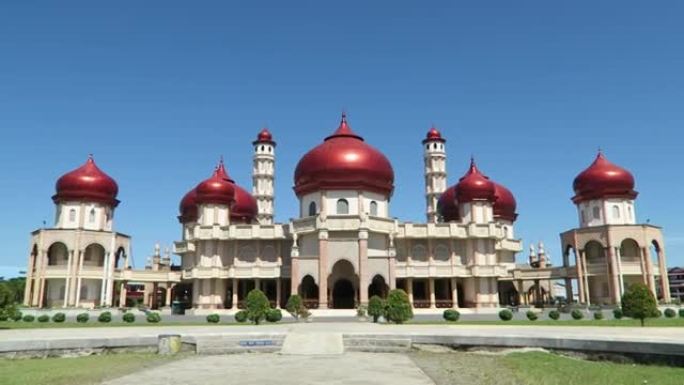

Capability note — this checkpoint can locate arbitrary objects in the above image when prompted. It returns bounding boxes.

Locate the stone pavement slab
[101,352,435,385]
[280,332,344,355]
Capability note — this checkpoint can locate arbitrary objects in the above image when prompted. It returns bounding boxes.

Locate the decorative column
[451,277,458,308]
[165,284,173,307]
[231,279,238,309]
[428,278,436,308]
[276,278,282,308]
[564,278,573,303]
[639,247,648,285]
[658,248,671,302]
[644,247,657,298]
[119,282,127,308]
[607,247,621,304]
[358,230,369,305]
[581,251,591,305]
[318,230,329,308]
[406,277,414,306]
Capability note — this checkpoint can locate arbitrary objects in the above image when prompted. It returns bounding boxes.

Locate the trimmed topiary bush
[613,308,623,320]
[285,294,304,321]
[37,314,49,323]
[122,312,135,323]
[548,310,560,320]
[593,311,604,320]
[621,283,659,326]
[206,314,220,324]
[526,310,538,321]
[146,312,161,323]
[98,311,112,323]
[443,309,460,322]
[11,310,23,322]
[664,308,676,318]
[52,312,66,323]
[235,310,248,323]
[22,314,35,322]
[384,289,413,324]
[266,309,282,323]
[245,289,270,325]
[368,295,385,323]
[76,313,89,323]
[499,309,513,321]
[571,309,584,320]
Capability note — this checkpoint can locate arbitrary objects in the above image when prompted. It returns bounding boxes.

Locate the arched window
[260,145,264,151]
[336,199,349,215]
[369,201,378,216]
[592,206,601,220]
[89,209,96,223]
[308,201,317,216]
[69,209,76,222]
[612,205,620,219]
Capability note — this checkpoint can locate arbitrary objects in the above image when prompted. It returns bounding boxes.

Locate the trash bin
[171,301,185,315]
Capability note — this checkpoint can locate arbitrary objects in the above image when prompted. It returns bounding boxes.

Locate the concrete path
[281,332,344,355]
[101,353,434,385]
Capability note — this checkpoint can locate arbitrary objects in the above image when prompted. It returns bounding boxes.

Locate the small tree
[621,283,658,327]
[286,294,304,321]
[367,296,385,323]
[384,289,413,324]
[245,289,270,325]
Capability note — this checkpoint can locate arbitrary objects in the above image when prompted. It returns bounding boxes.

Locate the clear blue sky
[1,1,683,276]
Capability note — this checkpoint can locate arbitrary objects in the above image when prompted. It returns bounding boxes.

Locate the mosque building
[22,113,671,311]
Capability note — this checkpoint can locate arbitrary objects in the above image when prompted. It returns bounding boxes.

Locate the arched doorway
[333,279,355,309]
[329,259,358,309]
[368,274,388,299]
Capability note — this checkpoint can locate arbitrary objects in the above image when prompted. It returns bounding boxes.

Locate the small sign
[239,340,274,347]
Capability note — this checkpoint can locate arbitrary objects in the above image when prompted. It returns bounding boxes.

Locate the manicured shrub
[664,308,676,318]
[206,314,220,323]
[37,314,49,323]
[679,308,684,318]
[266,309,282,323]
[613,308,623,320]
[146,312,161,323]
[22,314,35,322]
[285,295,304,321]
[76,313,89,323]
[356,305,367,318]
[654,309,662,318]
[526,310,538,321]
[593,311,604,320]
[11,310,23,322]
[234,310,248,323]
[621,283,659,327]
[548,310,560,320]
[499,309,513,321]
[52,312,66,323]
[443,309,460,322]
[122,312,135,323]
[571,309,584,320]
[245,289,270,325]
[368,296,385,323]
[384,289,413,324]
[98,311,112,323]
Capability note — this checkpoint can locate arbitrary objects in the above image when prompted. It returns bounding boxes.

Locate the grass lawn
[0,321,246,329]
[0,353,179,385]
[503,351,684,385]
[413,317,684,327]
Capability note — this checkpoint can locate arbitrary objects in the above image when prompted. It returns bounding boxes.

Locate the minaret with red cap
[253,127,276,224]
[423,126,447,222]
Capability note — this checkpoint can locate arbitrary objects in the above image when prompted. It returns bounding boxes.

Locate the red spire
[326,111,363,141]
[216,156,235,183]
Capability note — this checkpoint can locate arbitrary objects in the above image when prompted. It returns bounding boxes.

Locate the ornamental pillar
[358,230,369,305]
[318,231,329,308]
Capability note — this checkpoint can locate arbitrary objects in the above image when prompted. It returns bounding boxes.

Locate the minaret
[253,128,276,224]
[422,126,447,222]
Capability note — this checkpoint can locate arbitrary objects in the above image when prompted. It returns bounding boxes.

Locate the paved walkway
[102,353,435,385]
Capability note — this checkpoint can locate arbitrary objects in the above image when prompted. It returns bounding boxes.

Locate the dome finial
[87,153,94,163]
[341,109,347,124]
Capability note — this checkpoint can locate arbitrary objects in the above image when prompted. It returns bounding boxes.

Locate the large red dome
[294,113,394,197]
[178,187,198,223]
[423,126,445,143]
[493,181,517,222]
[572,151,637,204]
[437,185,459,222]
[195,161,236,206]
[53,155,119,207]
[454,158,496,203]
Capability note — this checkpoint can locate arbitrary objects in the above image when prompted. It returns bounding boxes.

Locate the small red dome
[231,185,258,223]
[294,113,394,197]
[178,187,198,223]
[195,161,236,206]
[454,158,496,203]
[572,151,637,204]
[437,185,459,222]
[493,181,517,222]
[255,128,274,143]
[53,155,119,207]
[423,126,446,143]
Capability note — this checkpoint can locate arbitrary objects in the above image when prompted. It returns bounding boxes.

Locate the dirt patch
[409,351,521,385]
